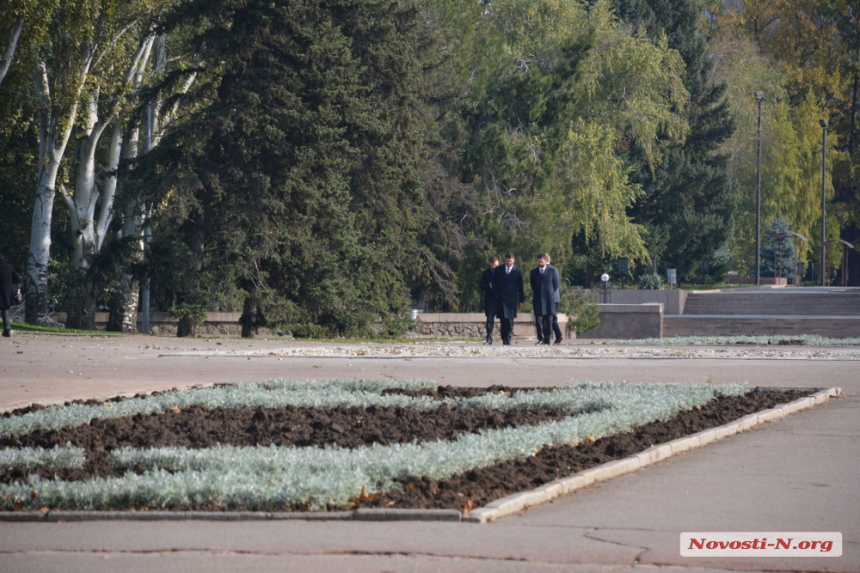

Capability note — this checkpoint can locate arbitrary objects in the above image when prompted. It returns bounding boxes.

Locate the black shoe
[553,338,562,345]
[2,330,10,338]
[483,339,493,345]
[503,341,511,345]
[534,340,545,345]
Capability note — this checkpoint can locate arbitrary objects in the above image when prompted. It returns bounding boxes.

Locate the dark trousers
[551,314,563,342]
[1,308,10,332]
[500,317,515,344]
[534,314,552,342]
[484,313,495,341]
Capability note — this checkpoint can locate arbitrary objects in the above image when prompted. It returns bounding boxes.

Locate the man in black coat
[478,256,499,344]
[492,252,525,345]
[546,254,564,344]
[530,254,559,345]
[0,254,20,337]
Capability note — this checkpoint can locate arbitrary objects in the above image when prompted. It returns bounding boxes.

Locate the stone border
[0,387,839,523]
[463,386,841,523]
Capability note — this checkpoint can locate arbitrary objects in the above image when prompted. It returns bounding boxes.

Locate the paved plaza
[1,334,858,572]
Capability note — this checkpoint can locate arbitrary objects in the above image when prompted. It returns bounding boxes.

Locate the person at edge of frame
[492,252,525,346]
[479,256,500,344]
[545,253,564,344]
[530,253,559,345]
[0,254,20,337]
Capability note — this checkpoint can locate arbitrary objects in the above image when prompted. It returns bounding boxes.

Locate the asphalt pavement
[1,334,857,572]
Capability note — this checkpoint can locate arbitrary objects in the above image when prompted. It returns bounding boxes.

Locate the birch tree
[0,18,24,86]
[60,31,156,329]
[108,34,198,332]
[24,1,97,324]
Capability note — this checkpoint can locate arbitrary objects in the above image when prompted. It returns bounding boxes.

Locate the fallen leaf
[169,406,181,414]
[462,498,474,514]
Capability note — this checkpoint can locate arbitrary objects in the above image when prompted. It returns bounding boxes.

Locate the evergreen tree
[140,0,433,336]
[614,0,736,277]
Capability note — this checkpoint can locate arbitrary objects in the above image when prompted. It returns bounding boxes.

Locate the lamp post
[600,273,610,304]
[755,91,764,286]
[140,95,153,334]
[820,118,827,287]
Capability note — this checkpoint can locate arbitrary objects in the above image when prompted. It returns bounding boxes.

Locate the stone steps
[663,315,860,338]
[683,291,860,316]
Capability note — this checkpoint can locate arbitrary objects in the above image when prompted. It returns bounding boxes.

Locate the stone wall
[578,304,663,339]
[50,311,568,339]
[599,289,687,315]
[415,313,570,339]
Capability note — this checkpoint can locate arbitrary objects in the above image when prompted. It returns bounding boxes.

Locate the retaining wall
[579,304,664,340]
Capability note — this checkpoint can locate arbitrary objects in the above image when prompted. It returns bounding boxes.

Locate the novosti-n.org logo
[681,532,842,557]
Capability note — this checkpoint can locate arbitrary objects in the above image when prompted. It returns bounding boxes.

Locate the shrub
[638,273,664,290]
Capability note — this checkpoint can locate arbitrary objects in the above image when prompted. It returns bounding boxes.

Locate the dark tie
[540,268,544,275]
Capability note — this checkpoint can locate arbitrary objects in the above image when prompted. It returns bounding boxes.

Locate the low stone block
[736,413,760,431]
[0,512,46,522]
[485,490,548,515]
[634,445,671,467]
[668,435,700,455]
[715,422,741,440]
[534,481,564,500]
[756,407,785,424]
[555,474,589,494]
[353,508,461,521]
[463,508,496,523]
[577,468,603,487]
[596,458,639,480]
[691,428,717,446]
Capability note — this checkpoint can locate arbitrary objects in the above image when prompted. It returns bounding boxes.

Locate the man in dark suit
[0,254,20,337]
[493,252,525,345]
[530,254,559,345]
[478,256,499,344]
[546,254,563,344]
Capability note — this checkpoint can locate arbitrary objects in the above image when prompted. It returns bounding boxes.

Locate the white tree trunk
[25,57,90,324]
[61,36,155,329]
[0,19,24,86]
[110,40,198,332]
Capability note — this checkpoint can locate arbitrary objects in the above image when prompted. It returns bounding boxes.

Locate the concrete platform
[1,334,858,572]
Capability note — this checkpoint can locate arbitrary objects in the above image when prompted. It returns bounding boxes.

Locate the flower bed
[0,380,800,512]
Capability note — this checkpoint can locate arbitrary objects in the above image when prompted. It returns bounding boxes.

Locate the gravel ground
[157,343,860,361]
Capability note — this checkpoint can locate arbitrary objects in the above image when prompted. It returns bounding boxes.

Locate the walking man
[492,252,525,345]
[479,256,499,344]
[546,254,564,344]
[530,254,558,345]
[0,254,20,337]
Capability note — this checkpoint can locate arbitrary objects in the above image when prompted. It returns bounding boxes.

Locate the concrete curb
[0,508,461,523]
[0,387,839,524]
[462,386,841,523]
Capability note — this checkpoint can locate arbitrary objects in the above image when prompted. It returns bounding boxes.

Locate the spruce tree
[614,0,736,277]
[141,0,432,335]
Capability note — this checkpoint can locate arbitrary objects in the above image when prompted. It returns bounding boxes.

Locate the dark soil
[349,389,806,511]
[1,386,566,484]
[0,386,808,512]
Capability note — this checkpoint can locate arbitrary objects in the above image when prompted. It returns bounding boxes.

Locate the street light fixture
[755,91,764,286]
[820,118,828,286]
